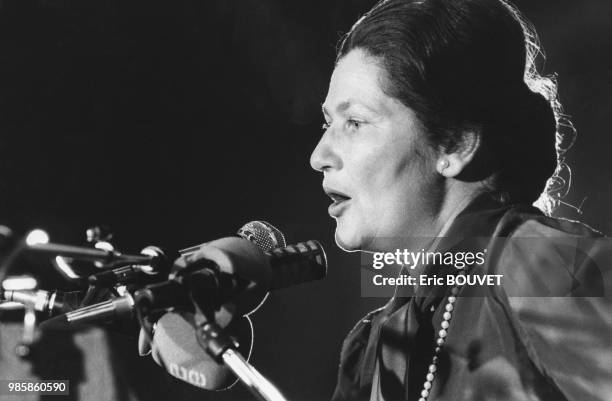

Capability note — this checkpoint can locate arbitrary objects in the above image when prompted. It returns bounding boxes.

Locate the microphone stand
[195,320,288,401]
[26,242,154,267]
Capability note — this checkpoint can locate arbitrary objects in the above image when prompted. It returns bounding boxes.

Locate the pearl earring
[438,160,449,172]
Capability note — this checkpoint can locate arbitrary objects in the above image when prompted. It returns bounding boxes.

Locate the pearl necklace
[417,270,465,401]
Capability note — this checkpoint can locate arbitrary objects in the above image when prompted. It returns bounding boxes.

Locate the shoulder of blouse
[492,206,612,401]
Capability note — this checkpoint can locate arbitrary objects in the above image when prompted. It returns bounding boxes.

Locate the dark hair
[338,0,572,214]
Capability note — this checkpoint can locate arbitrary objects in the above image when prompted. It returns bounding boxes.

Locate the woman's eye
[347,119,362,130]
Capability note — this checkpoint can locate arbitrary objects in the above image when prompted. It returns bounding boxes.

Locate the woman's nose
[310,130,342,172]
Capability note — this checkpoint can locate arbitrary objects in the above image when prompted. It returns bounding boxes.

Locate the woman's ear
[436,130,481,178]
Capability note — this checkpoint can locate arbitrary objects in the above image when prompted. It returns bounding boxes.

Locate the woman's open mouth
[325,189,351,217]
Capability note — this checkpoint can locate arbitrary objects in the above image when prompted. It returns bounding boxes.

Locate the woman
[310,0,612,400]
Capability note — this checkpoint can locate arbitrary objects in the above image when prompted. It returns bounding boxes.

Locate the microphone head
[268,240,328,290]
[178,220,285,259]
[237,221,286,251]
[150,312,253,390]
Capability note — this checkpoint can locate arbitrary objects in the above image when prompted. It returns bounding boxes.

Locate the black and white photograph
[1,0,611,400]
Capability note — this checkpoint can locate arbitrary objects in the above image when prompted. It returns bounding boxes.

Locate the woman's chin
[334,227,362,252]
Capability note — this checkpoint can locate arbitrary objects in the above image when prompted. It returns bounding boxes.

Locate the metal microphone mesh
[237,221,286,251]
[179,221,286,257]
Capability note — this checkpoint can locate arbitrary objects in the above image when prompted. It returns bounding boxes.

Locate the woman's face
[310,49,442,252]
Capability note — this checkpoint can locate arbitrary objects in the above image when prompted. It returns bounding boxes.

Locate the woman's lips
[325,191,351,217]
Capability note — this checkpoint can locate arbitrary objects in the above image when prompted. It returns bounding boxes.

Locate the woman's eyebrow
[322,101,377,116]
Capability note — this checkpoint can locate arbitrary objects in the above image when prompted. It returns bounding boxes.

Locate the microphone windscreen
[268,240,327,290]
[237,221,286,250]
[150,311,253,390]
[179,220,286,259]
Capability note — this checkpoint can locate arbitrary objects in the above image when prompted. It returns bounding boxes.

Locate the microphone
[267,240,327,290]
[24,242,161,268]
[134,239,327,314]
[88,221,287,288]
[138,224,326,391]
[146,311,254,390]
[39,294,134,329]
[179,220,286,258]
[47,241,327,329]
[87,246,171,287]
[0,289,81,317]
[41,221,288,329]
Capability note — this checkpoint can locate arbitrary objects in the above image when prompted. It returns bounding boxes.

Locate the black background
[0,0,611,400]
